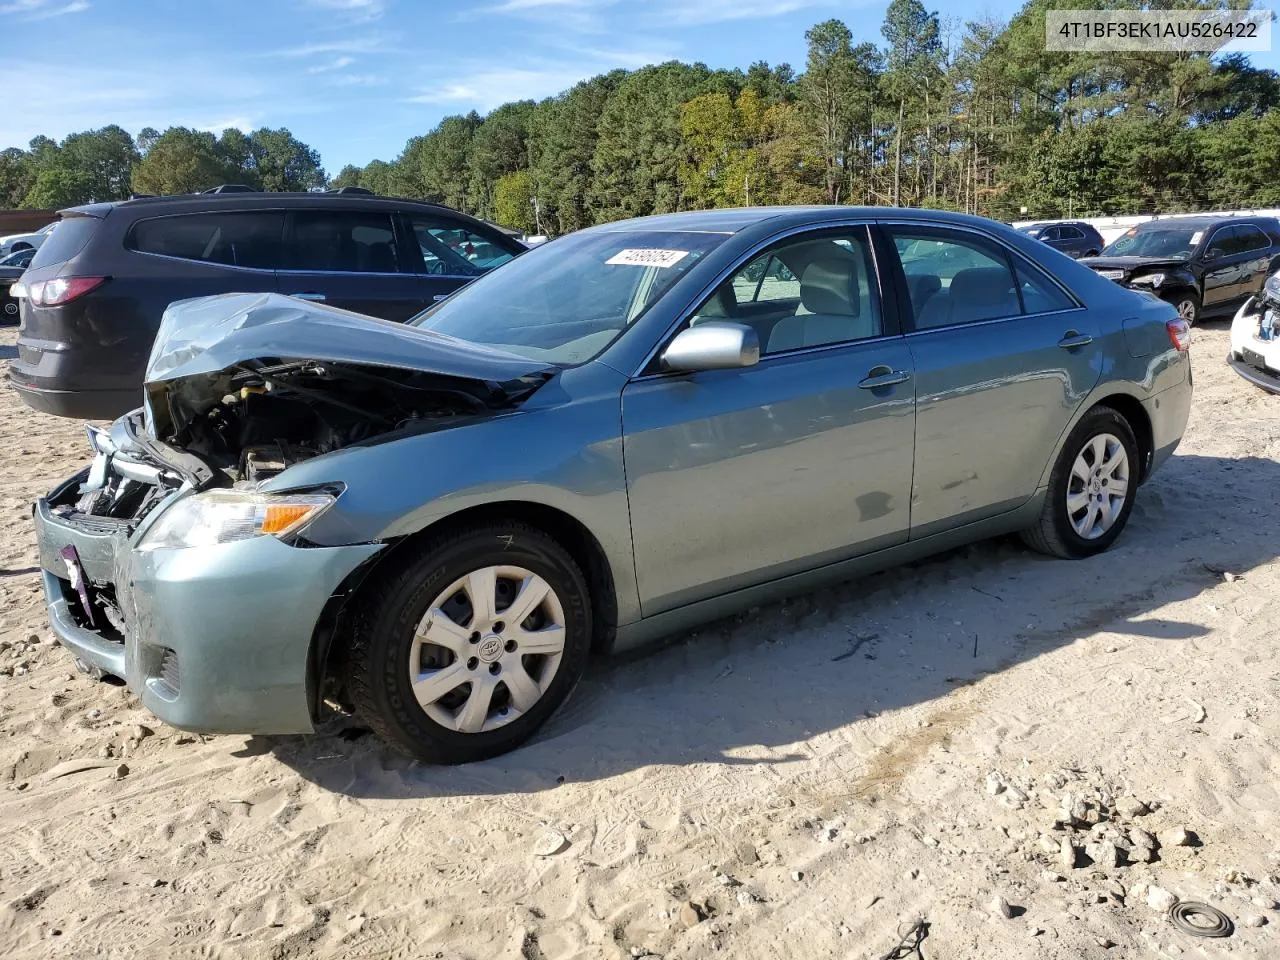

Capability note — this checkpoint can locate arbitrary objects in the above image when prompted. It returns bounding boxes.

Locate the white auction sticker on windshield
[606,248,689,268]
[1189,231,1204,245]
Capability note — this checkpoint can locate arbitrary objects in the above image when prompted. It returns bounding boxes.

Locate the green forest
[3,0,1280,235]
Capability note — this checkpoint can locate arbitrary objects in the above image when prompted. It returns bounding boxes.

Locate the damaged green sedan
[32,207,1192,763]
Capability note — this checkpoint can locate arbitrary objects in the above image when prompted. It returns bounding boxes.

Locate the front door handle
[858,366,911,389]
[1058,331,1093,349]
[291,292,326,302]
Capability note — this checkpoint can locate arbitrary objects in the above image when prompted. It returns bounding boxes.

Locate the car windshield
[0,249,32,266]
[1102,225,1201,258]
[410,229,728,365]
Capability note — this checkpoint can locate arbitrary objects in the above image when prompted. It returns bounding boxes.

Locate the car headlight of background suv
[1130,272,1165,288]
[1265,272,1280,301]
[137,489,337,551]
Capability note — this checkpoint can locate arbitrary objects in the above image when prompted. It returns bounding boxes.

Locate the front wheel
[347,523,592,763]
[1165,291,1200,326]
[1021,406,1139,559]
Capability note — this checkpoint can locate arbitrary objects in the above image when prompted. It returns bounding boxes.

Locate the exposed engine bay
[153,359,549,483]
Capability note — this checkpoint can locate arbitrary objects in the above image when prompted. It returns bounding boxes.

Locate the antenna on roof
[201,184,259,194]
[325,186,375,195]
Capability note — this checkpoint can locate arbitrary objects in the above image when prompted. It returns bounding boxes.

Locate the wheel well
[1093,394,1153,483]
[308,501,619,720]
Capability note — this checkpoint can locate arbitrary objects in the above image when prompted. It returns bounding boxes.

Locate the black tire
[1084,249,1099,258]
[1164,291,1200,326]
[1021,405,1140,560]
[347,522,592,763]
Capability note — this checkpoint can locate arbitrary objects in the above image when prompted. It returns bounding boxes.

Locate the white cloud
[407,66,598,109]
[305,0,384,21]
[0,0,88,18]
[270,36,387,58]
[486,0,607,10]
[198,117,257,134]
[404,41,681,111]
[328,73,385,87]
[307,55,356,73]
[661,0,836,26]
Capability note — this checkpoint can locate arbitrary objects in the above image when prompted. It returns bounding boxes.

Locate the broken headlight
[137,490,336,551]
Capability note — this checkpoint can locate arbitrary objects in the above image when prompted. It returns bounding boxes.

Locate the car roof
[1134,214,1273,231]
[581,205,1018,236]
[59,191,476,222]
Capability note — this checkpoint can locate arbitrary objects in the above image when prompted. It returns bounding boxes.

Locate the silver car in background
[32,207,1193,763]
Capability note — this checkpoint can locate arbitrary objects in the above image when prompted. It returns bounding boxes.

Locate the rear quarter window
[127,212,284,269]
[28,217,99,269]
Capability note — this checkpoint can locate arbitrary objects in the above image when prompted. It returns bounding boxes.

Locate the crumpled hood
[1078,255,1189,273]
[146,292,554,386]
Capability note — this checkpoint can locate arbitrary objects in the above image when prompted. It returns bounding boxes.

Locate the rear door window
[128,212,284,269]
[891,227,1079,331]
[1234,224,1270,253]
[28,217,99,269]
[285,210,401,273]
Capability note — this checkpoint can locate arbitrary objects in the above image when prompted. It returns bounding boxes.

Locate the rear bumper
[33,474,384,734]
[8,373,137,419]
[1142,364,1193,480]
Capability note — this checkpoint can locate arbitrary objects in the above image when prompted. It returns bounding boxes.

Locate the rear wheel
[1021,406,1139,559]
[347,523,592,763]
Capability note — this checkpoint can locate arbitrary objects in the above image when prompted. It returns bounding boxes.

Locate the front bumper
[34,471,383,734]
[1227,298,1280,394]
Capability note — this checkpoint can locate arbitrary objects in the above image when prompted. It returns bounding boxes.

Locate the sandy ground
[0,322,1277,959]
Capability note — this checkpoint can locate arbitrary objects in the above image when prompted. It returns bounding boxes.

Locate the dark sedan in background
[1017,221,1105,259]
[1080,215,1280,324]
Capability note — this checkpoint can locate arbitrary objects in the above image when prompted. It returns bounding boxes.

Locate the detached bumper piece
[1228,353,1280,395]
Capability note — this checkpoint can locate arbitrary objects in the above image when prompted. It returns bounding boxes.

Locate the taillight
[27,276,106,307]
[1166,318,1191,352]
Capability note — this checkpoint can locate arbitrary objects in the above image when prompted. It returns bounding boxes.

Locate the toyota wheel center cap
[477,636,504,662]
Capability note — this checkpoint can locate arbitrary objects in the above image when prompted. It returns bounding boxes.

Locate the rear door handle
[1058,331,1093,349]
[291,292,326,302]
[858,366,911,389]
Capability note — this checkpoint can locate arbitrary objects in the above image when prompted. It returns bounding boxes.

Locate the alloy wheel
[1176,299,1197,323]
[1066,433,1130,540]
[408,565,567,734]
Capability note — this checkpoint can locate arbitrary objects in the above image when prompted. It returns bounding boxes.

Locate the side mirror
[1205,247,1224,261]
[661,322,760,372]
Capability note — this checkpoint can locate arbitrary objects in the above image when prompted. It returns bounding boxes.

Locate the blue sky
[3,0,1277,174]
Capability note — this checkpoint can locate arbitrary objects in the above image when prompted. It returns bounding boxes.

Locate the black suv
[1016,221,1105,259]
[9,188,525,419]
[1080,215,1280,324]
